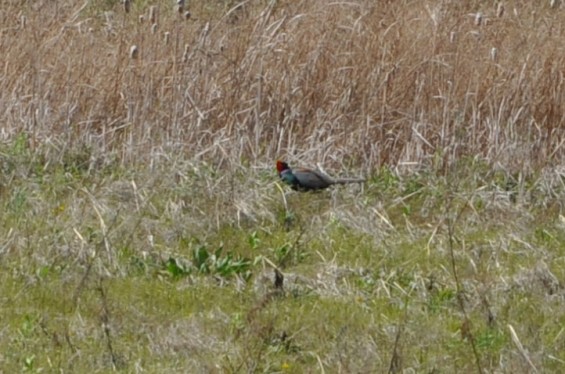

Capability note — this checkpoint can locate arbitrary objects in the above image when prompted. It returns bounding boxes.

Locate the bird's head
[276,160,290,174]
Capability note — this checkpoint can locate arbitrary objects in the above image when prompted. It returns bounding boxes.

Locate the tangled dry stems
[1,1,564,173]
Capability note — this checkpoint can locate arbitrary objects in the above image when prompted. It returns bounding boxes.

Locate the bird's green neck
[280,169,299,187]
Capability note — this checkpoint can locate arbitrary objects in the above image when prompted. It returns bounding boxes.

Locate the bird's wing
[294,168,335,186]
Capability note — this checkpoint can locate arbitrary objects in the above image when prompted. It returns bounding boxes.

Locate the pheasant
[276,160,365,191]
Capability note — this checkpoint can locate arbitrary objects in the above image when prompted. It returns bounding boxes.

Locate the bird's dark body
[276,161,364,191]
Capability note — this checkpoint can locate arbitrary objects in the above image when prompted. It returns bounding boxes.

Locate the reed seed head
[177,1,185,14]
[149,6,157,24]
[474,12,483,26]
[130,45,139,59]
[182,44,190,63]
[490,47,498,61]
[496,3,505,18]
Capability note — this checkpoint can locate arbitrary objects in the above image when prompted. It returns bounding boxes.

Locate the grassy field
[2,0,565,372]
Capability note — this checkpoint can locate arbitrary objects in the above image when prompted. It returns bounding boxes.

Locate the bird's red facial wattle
[276,160,289,174]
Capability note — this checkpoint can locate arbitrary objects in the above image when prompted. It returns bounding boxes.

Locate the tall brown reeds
[1,1,563,171]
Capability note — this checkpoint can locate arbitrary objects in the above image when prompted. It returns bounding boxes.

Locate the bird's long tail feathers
[333,177,365,185]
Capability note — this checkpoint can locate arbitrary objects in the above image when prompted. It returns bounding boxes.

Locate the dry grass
[2,0,564,171]
[1,0,565,372]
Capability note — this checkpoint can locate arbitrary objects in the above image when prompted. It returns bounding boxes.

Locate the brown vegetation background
[1,0,564,172]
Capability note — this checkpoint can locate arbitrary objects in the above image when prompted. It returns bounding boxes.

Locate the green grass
[2,142,565,372]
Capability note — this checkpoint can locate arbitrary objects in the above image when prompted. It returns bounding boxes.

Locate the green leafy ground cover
[1,140,565,372]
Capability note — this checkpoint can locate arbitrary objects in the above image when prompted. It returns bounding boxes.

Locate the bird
[276,160,365,191]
